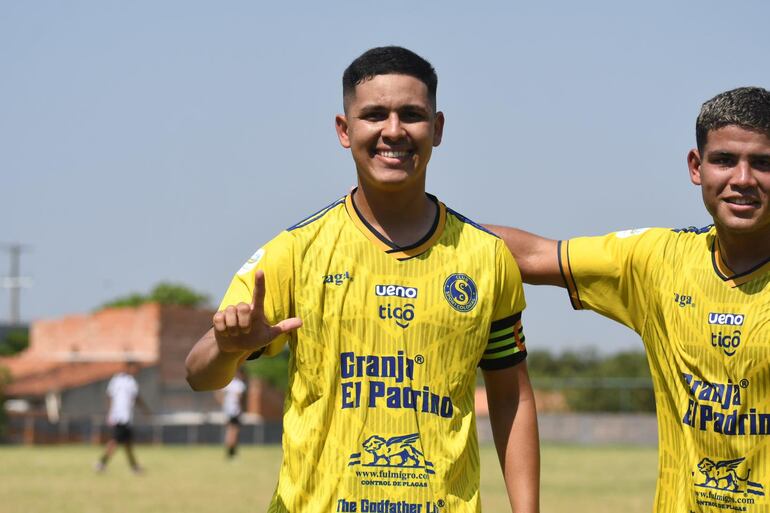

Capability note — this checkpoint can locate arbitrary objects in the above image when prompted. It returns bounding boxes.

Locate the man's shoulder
[578,224,714,249]
[236,196,348,273]
[286,196,348,233]
[625,225,714,254]
[442,204,500,243]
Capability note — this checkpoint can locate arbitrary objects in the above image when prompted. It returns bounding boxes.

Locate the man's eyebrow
[357,103,430,112]
[357,104,387,114]
[400,103,429,110]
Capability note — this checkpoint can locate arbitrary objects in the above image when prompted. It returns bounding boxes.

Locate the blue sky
[2,1,769,353]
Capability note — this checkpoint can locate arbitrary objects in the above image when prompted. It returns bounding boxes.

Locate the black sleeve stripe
[479,350,527,370]
[489,333,514,344]
[484,342,520,356]
[490,312,521,332]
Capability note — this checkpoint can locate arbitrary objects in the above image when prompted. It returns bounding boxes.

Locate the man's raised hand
[212,270,302,353]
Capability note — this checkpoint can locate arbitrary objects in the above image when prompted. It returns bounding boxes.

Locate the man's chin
[360,170,419,190]
[716,216,770,235]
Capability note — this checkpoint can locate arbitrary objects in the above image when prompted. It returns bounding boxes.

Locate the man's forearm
[185,328,247,391]
[503,391,540,512]
[484,225,562,286]
[485,365,540,512]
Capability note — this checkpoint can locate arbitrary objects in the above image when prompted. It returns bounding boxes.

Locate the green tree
[0,329,29,356]
[100,282,209,309]
[528,349,654,412]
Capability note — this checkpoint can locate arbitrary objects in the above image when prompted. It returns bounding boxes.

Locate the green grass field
[0,443,656,512]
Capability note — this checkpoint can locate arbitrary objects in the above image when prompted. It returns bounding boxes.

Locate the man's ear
[335,114,351,149]
[432,111,445,147]
[688,148,703,185]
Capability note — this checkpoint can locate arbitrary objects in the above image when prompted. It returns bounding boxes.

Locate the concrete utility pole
[1,243,32,324]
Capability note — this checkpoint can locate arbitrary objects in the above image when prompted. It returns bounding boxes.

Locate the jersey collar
[712,234,770,287]
[344,191,446,260]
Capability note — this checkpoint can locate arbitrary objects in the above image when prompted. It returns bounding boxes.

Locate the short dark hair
[696,87,770,152]
[342,46,438,111]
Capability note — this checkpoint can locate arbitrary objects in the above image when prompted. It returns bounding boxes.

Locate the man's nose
[382,113,406,139]
[731,160,758,187]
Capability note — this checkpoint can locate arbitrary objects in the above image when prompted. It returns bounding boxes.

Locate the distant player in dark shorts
[95,361,149,474]
[112,423,134,443]
[217,368,246,458]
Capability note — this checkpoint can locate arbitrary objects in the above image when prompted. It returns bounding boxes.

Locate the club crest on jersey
[443,274,477,312]
[694,457,765,497]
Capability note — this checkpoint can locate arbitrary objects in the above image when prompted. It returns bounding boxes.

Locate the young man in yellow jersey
[489,87,770,513]
[186,46,539,512]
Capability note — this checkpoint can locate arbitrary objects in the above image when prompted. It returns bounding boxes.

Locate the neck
[715,225,770,275]
[352,184,436,247]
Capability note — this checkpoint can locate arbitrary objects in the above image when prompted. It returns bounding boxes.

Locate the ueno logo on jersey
[375,284,418,299]
[708,312,745,326]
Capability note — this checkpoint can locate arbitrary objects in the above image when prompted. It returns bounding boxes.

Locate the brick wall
[158,305,214,386]
[29,304,161,361]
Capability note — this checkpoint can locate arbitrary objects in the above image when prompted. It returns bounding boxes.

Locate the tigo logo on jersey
[708,313,745,357]
[379,304,415,329]
[443,274,477,312]
[376,284,418,328]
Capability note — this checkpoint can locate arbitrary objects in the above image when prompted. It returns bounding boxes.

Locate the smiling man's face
[689,124,770,240]
[335,73,444,193]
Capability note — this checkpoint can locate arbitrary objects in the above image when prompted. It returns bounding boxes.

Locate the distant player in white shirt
[95,361,149,473]
[217,368,246,459]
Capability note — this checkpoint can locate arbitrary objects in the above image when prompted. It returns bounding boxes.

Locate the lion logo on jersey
[348,433,435,474]
[362,433,425,467]
[696,457,765,496]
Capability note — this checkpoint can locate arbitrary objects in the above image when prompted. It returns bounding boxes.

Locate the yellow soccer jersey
[219,192,527,513]
[560,225,770,513]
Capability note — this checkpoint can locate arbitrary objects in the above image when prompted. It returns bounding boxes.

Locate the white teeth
[379,150,410,158]
[727,198,756,205]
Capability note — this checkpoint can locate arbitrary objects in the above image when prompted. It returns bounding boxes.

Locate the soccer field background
[0,443,656,512]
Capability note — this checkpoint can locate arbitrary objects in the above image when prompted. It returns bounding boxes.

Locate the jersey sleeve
[218,230,295,358]
[479,240,528,370]
[559,227,664,333]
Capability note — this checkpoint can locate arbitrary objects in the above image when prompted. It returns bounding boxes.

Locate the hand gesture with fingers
[213,270,302,353]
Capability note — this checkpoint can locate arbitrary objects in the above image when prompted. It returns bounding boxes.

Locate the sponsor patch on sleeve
[614,228,650,239]
[237,247,265,275]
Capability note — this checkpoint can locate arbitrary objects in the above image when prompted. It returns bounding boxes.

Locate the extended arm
[483,362,540,513]
[484,226,562,287]
[185,270,302,391]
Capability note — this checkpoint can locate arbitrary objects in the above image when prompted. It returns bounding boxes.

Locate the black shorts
[228,415,241,426]
[112,423,134,443]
